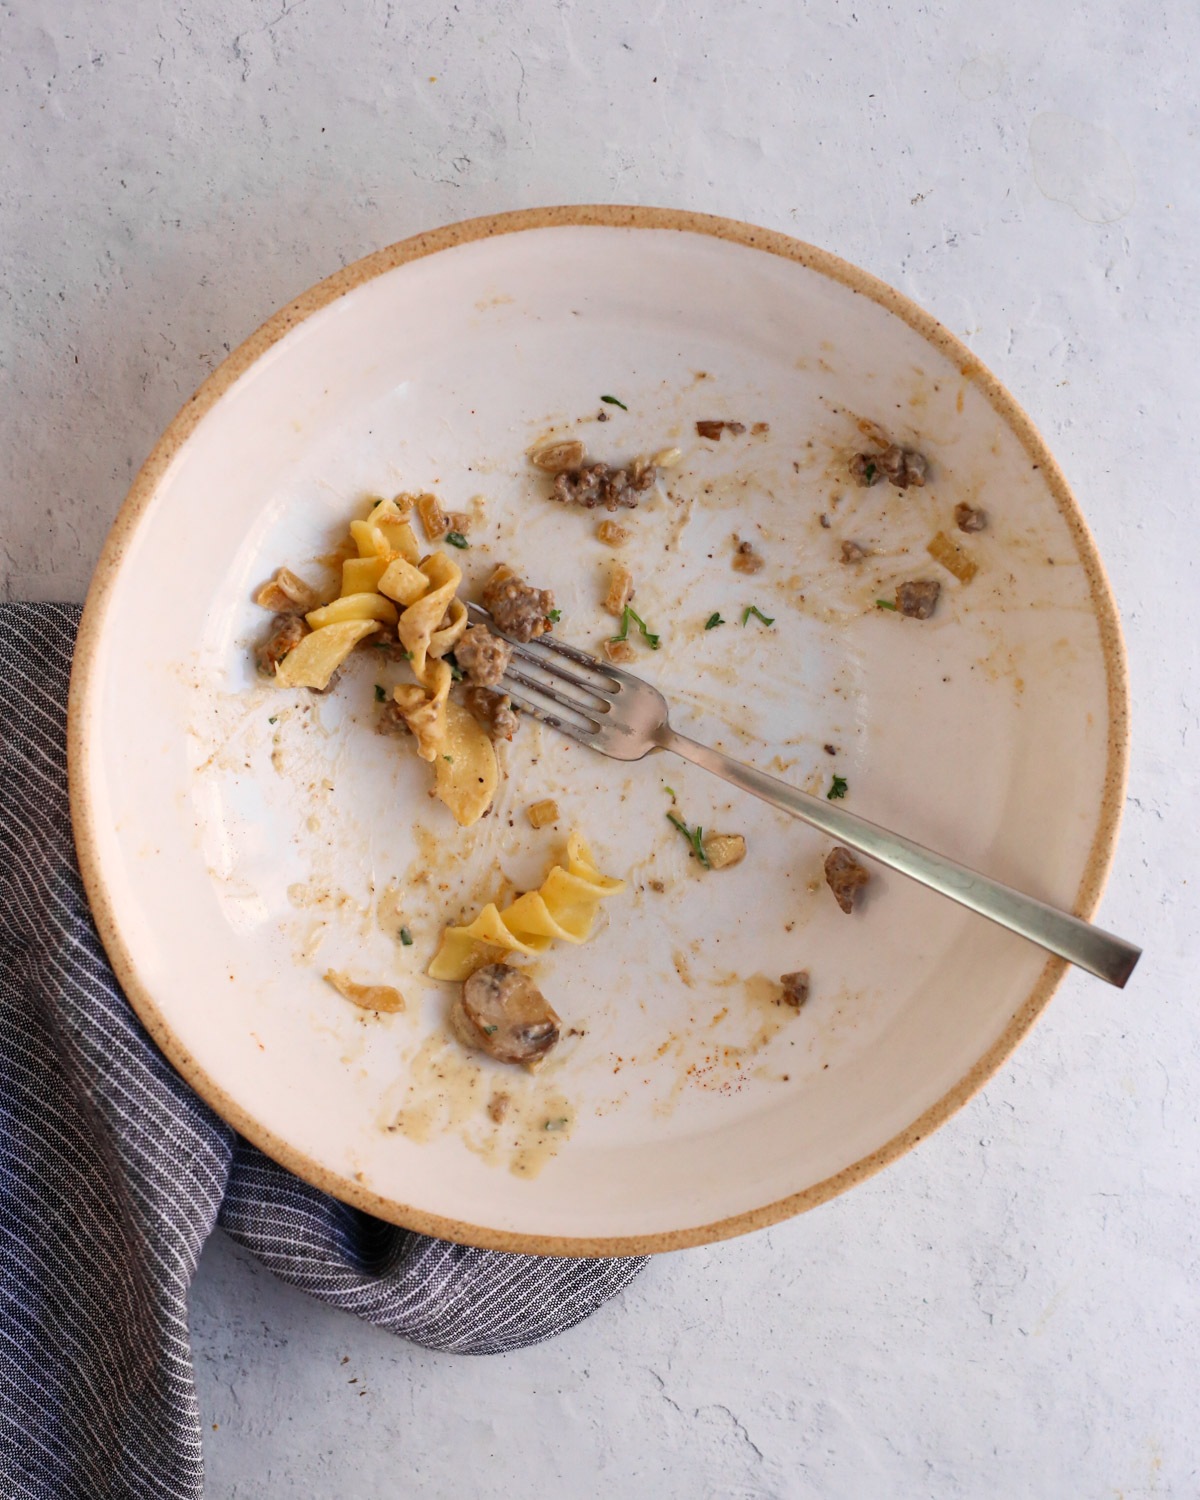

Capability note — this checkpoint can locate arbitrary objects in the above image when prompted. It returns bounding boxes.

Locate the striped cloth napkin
[0,602,645,1500]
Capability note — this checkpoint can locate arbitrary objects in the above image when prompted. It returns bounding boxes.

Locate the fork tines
[465,602,617,737]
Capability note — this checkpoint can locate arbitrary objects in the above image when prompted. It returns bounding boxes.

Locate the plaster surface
[3,2,1195,1494]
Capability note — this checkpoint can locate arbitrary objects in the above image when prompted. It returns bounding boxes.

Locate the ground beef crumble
[824,847,871,914]
[481,568,555,642]
[454,624,511,688]
[955,503,987,533]
[462,686,519,742]
[779,971,810,1008]
[851,443,929,490]
[256,614,307,676]
[376,700,411,736]
[895,580,941,619]
[552,460,657,511]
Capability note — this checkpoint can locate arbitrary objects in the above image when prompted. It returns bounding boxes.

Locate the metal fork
[468,604,1141,988]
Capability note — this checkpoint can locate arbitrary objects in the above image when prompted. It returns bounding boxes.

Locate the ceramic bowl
[69,207,1127,1254]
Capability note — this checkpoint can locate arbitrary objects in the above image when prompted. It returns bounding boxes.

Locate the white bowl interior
[77,224,1118,1245]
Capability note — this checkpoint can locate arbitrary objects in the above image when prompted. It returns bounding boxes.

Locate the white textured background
[4,2,1197,1495]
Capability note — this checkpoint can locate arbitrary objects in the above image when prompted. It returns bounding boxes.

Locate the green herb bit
[610,604,661,649]
[667,811,711,868]
[268,716,278,725]
[875,598,898,611]
[741,605,775,628]
[374,684,387,702]
[704,612,725,630]
[827,774,849,801]
[664,786,677,799]
[544,1116,570,1131]
[599,395,628,410]
[442,754,454,763]
[445,652,464,682]
[445,531,469,549]
[548,608,562,624]
[482,1024,498,1035]
[399,926,413,946]
[865,462,877,485]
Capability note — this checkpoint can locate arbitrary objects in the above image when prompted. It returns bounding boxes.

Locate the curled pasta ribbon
[380,549,468,760]
[273,497,420,690]
[428,832,626,982]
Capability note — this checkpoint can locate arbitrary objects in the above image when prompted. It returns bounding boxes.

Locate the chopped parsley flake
[374,684,387,702]
[827,774,849,800]
[865,462,877,485]
[268,716,278,724]
[482,1024,498,1035]
[600,395,628,410]
[548,608,562,623]
[704,612,725,629]
[399,927,413,946]
[442,754,454,762]
[875,598,898,611]
[741,605,775,628]
[445,531,469,549]
[610,604,660,650]
[667,812,711,868]
[445,652,464,682]
[544,1116,569,1131]
[664,786,677,799]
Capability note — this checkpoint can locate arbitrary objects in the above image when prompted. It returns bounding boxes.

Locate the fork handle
[657,727,1140,988]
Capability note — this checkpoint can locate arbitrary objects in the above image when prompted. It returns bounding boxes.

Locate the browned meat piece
[877,444,929,489]
[751,422,770,435]
[819,512,832,529]
[896,580,941,619]
[841,540,867,563]
[849,452,883,487]
[453,964,561,1065]
[732,536,764,574]
[455,624,511,688]
[481,567,555,641]
[824,847,870,914]
[368,627,413,664]
[462,685,519,741]
[488,1091,511,1123]
[955,503,988,533]
[552,460,657,511]
[851,444,929,489]
[696,420,747,440]
[779,971,810,1008]
[256,614,307,676]
[376,701,411,736]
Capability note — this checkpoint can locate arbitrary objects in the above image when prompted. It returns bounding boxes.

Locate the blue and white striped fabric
[0,602,645,1499]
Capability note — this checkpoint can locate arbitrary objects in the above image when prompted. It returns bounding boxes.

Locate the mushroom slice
[453,963,561,1065]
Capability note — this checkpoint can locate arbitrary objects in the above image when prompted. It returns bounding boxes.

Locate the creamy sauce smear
[380,1031,577,1179]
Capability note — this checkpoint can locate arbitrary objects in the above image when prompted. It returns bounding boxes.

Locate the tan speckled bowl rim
[67,206,1130,1258]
